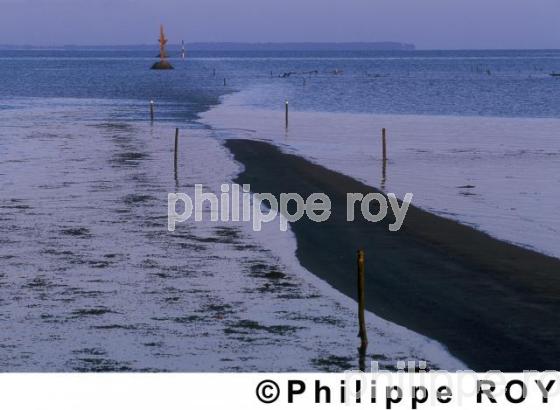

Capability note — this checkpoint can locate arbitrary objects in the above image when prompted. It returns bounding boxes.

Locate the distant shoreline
[2,45,559,52]
[0,42,416,51]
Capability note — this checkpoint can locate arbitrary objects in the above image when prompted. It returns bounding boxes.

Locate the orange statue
[151,25,174,70]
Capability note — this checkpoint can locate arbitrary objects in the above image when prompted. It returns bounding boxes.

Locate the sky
[0,0,558,49]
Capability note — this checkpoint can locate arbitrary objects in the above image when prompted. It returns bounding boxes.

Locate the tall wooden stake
[285,100,289,128]
[381,158,387,191]
[174,128,179,171]
[150,100,154,122]
[357,250,368,353]
[382,128,387,162]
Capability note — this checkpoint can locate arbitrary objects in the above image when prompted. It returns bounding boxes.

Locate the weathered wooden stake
[150,100,155,122]
[381,158,387,191]
[174,128,179,170]
[357,249,368,352]
[382,128,387,162]
[285,100,289,128]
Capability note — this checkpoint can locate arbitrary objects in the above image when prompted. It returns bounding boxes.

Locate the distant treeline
[0,42,415,51]
[181,42,416,51]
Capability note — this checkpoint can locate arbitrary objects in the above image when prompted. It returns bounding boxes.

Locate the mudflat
[226,138,560,371]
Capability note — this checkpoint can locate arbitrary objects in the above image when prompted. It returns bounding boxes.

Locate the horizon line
[0,42,558,51]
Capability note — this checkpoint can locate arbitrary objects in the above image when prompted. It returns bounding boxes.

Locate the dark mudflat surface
[226,139,560,371]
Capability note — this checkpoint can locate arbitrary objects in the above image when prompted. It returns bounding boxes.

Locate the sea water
[1,48,558,370]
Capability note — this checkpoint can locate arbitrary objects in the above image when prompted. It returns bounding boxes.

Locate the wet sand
[0,104,463,371]
[225,138,560,371]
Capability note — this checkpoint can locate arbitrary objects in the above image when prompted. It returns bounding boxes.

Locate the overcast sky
[0,0,558,49]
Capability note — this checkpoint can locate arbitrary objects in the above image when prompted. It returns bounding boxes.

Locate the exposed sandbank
[226,138,560,371]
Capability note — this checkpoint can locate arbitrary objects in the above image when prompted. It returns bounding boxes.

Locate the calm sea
[0,48,558,371]
[1,49,560,119]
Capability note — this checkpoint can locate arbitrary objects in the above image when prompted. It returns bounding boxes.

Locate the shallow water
[2,48,557,371]
[0,98,464,371]
[2,49,560,119]
[203,94,560,259]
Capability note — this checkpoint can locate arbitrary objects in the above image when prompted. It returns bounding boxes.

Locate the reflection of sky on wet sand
[0,99,464,371]
[204,90,560,258]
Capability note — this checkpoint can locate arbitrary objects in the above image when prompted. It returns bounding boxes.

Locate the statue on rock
[151,25,174,70]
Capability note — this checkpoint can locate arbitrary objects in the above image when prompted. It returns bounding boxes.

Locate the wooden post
[382,128,387,162]
[150,100,154,122]
[174,128,179,171]
[285,100,289,128]
[357,250,368,352]
[381,158,387,191]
